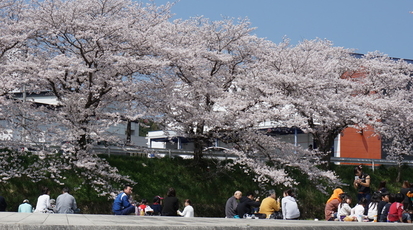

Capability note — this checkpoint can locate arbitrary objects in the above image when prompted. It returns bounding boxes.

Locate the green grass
[1,155,412,219]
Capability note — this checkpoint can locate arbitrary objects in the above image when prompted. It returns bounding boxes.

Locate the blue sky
[147,0,413,59]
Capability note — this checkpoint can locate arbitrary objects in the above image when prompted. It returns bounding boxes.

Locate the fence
[92,145,413,170]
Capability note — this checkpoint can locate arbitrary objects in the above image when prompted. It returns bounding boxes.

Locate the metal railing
[8,142,413,169]
[331,157,413,171]
[93,146,413,169]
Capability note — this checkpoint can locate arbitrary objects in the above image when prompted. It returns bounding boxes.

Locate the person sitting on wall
[112,185,136,215]
[225,190,242,218]
[258,190,280,219]
[18,199,32,213]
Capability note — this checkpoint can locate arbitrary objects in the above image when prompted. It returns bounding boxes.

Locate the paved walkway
[0,212,412,230]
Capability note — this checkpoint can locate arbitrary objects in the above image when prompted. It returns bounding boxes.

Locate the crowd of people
[224,189,300,219]
[112,185,194,217]
[0,186,78,214]
[325,165,413,223]
[1,164,412,222]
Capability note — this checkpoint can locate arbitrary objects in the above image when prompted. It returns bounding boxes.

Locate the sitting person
[367,192,381,221]
[237,192,260,218]
[34,187,52,213]
[177,199,194,217]
[337,193,352,220]
[379,193,393,222]
[112,185,136,215]
[258,189,280,219]
[136,199,153,215]
[351,197,368,221]
[377,192,389,222]
[324,188,343,221]
[162,187,179,216]
[18,199,33,213]
[225,190,242,218]
[55,187,78,214]
[150,196,163,215]
[281,189,300,220]
[388,193,412,223]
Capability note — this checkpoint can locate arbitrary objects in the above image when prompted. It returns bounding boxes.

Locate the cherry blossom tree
[0,0,174,194]
[216,39,360,187]
[0,0,29,135]
[1,0,411,195]
[139,16,270,162]
[356,53,413,181]
[136,19,344,187]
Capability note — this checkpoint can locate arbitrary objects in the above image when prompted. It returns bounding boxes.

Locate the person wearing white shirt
[34,187,51,213]
[178,199,194,217]
[351,197,368,221]
[281,189,300,220]
[337,193,352,219]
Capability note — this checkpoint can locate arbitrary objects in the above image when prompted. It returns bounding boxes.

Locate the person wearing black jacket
[400,181,413,211]
[377,191,390,222]
[162,187,179,216]
[379,193,394,222]
[237,192,260,218]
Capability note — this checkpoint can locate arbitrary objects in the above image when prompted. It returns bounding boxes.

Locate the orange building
[334,125,382,162]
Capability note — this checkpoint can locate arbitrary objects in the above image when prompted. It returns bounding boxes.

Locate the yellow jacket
[259,197,280,217]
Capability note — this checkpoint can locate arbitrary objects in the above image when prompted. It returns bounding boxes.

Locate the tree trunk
[125,120,131,145]
[396,164,401,183]
[313,132,338,169]
[78,127,89,151]
[193,138,204,163]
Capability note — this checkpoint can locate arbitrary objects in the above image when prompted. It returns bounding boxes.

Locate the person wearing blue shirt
[18,199,32,213]
[113,185,135,215]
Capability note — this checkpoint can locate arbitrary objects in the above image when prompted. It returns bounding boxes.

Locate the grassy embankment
[1,154,412,219]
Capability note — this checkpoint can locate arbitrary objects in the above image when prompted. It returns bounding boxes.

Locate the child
[177,199,194,217]
[378,192,390,222]
[367,192,381,221]
[337,193,352,221]
[351,197,367,221]
[150,195,163,216]
[136,199,153,215]
[388,193,412,223]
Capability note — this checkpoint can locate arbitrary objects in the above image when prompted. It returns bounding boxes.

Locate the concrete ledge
[0,212,411,229]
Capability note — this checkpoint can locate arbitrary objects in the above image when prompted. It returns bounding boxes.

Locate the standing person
[237,192,260,218]
[400,180,413,211]
[18,199,32,213]
[324,188,343,221]
[0,194,6,211]
[150,196,163,215]
[225,190,242,218]
[281,189,300,220]
[258,190,280,219]
[354,165,371,203]
[55,187,78,214]
[178,199,194,217]
[162,187,179,216]
[34,187,51,213]
[112,185,136,215]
